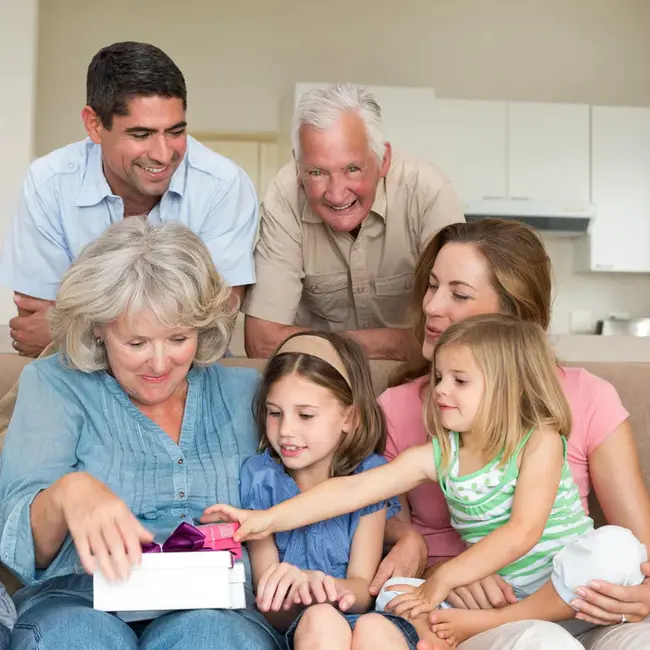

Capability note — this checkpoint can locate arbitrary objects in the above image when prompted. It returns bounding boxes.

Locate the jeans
[10,594,285,650]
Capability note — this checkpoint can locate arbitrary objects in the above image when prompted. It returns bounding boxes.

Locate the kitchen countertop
[1,325,649,363]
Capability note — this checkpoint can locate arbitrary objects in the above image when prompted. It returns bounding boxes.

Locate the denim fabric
[9,593,284,650]
[0,355,260,602]
[241,450,401,578]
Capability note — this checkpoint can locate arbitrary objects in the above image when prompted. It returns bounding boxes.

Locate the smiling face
[82,95,187,204]
[297,110,391,233]
[98,308,197,409]
[422,242,502,361]
[264,373,356,483]
[433,343,485,433]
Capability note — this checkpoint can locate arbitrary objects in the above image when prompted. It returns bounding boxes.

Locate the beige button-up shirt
[243,155,465,331]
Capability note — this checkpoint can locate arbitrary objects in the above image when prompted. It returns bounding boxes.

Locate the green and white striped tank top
[433,430,594,590]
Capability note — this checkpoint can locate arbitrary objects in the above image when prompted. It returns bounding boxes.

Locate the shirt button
[179,491,185,499]
[177,458,184,465]
[362,321,370,328]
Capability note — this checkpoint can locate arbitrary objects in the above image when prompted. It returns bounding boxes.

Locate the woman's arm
[338,509,387,613]
[368,506,429,596]
[0,364,82,583]
[590,420,650,546]
[570,420,650,624]
[0,365,153,584]
[30,475,73,568]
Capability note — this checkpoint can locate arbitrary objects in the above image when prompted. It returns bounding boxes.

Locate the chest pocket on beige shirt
[302,272,350,324]
[374,271,414,327]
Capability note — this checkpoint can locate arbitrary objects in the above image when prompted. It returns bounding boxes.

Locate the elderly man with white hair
[243,82,464,360]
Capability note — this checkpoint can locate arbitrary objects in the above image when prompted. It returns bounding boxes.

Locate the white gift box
[93,551,246,613]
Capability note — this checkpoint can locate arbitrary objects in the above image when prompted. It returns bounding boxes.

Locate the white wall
[18,0,650,332]
[0,0,38,324]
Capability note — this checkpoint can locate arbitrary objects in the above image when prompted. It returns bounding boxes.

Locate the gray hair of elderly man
[291,82,386,162]
[50,218,236,372]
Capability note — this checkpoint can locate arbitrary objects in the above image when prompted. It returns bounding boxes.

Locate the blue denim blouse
[0,355,260,614]
[240,450,401,578]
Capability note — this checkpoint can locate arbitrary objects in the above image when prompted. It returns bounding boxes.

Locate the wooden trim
[190,131,279,143]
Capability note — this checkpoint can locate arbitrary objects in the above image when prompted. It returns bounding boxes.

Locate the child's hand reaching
[385,575,450,619]
[256,562,355,613]
[201,503,273,541]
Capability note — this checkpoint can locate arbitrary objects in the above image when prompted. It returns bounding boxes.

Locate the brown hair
[392,218,553,386]
[424,313,571,470]
[255,331,387,477]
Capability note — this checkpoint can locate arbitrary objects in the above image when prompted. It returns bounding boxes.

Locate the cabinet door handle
[510,196,531,201]
[481,195,505,200]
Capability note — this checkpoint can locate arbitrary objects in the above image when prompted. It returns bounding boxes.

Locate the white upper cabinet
[508,102,591,203]
[432,100,591,206]
[293,83,438,165]
[576,106,650,272]
[434,99,508,202]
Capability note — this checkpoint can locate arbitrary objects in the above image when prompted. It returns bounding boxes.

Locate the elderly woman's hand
[58,472,154,582]
[571,562,650,625]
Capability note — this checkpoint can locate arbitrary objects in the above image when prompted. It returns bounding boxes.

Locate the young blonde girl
[204,331,431,650]
[204,315,647,647]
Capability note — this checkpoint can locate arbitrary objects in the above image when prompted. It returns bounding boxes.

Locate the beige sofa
[1,353,649,592]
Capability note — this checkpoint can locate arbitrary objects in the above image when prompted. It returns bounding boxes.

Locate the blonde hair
[255,331,387,477]
[424,313,571,470]
[50,218,236,371]
[392,218,553,386]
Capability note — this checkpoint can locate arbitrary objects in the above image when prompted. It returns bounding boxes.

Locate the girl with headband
[202,331,439,650]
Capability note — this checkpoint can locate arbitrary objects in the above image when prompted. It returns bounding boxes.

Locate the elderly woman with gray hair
[0,219,284,650]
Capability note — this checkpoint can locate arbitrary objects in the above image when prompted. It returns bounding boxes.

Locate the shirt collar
[300,175,388,224]
[75,140,113,207]
[75,139,188,208]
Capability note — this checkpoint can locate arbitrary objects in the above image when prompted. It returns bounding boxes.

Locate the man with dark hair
[0,41,258,357]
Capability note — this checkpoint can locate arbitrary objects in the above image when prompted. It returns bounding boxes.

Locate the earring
[96,337,103,345]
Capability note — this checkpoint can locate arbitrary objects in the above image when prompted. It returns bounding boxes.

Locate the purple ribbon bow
[142,522,241,558]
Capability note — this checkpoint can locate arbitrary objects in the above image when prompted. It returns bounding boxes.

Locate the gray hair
[292,82,385,162]
[50,218,236,372]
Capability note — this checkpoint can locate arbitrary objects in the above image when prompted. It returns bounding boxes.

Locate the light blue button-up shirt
[0,355,260,615]
[0,136,259,300]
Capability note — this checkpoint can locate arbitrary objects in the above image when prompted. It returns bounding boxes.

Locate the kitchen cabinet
[194,133,279,200]
[293,83,438,165]
[576,106,650,272]
[434,99,508,202]
[433,100,590,208]
[508,102,590,203]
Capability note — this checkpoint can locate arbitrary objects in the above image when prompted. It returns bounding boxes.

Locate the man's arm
[245,315,412,360]
[0,167,72,356]
[9,293,55,357]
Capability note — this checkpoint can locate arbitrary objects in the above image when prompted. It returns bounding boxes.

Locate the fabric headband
[276,335,352,388]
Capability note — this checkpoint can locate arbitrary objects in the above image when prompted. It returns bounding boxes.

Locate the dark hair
[255,331,387,477]
[391,218,553,386]
[86,41,187,128]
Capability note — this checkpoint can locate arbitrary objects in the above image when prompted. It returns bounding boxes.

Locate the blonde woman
[0,220,283,650]
[202,314,645,648]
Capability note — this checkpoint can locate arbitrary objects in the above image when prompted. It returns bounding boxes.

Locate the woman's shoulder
[558,365,629,452]
[198,363,261,400]
[557,365,624,407]
[19,353,99,395]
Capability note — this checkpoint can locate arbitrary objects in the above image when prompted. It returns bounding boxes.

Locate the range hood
[463,199,596,236]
